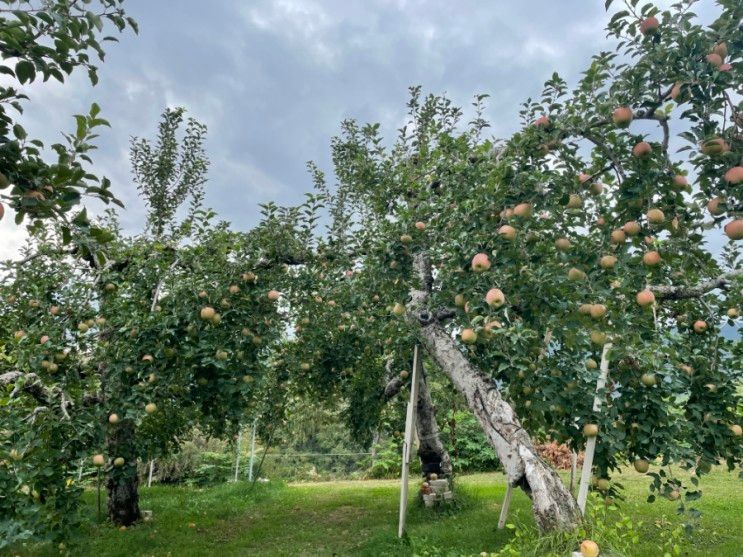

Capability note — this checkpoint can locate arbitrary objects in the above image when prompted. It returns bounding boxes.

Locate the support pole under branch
[576,342,612,513]
[234,427,243,482]
[497,484,514,529]
[398,345,421,538]
[248,418,258,482]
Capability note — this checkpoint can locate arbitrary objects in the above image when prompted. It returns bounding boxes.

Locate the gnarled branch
[650,270,742,300]
[0,371,50,404]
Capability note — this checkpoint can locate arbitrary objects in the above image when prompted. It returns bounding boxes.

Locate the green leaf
[15,61,35,84]
[12,124,26,140]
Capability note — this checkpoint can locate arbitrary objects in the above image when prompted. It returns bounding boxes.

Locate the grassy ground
[10,468,743,557]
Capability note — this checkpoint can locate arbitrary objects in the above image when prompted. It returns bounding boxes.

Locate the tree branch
[650,270,742,300]
[0,371,50,404]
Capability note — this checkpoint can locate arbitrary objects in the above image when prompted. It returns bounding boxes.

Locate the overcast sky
[0,0,720,259]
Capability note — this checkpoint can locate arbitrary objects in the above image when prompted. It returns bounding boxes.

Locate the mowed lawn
[11,468,743,557]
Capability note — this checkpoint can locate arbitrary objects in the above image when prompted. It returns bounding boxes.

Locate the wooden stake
[569,450,578,494]
[234,427,243,482]
[147,459,154,488]
[248,418,258,482]
[497,483,513,529]
[398,345,421,538]
[96,468,102,523]
[576,342,612,513]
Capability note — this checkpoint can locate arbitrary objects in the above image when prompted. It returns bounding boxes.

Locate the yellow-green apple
[647,208,665,224]
[599,255,617,269]
[633,459,650,473]
[460,328,478,344]
[498,225,517,240]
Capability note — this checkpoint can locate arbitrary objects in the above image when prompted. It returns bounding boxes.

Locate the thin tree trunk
[416,366,453,478]
[409,253,581,532]
[383,362,453,479]
[106,421,141,526]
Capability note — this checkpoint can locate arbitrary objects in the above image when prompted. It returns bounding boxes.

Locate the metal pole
[577,342,612,513]
[248,418,258,482]
[234,428,243,482]
[147,459,154,487]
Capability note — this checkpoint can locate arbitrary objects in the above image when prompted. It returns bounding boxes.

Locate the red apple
[513,202,532,218]
[460,328,478,344]
[706,53,723,67]
[639,16,659,35]
[612,106,633,127]
[471,253,491,272]
[485,288,506,308]
[636,289,655,306]
[724,167,743,185]
[632,141,652,157]
[498,225,517,240]
[642,251,661,266]
[724,220,743,240]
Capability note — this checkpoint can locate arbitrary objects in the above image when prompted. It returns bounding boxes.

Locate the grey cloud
[0,0,721,253]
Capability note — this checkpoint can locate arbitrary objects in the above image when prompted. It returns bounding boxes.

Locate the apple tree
[278,0,742,532]
[0,109,293,541]
[0,0,136,232]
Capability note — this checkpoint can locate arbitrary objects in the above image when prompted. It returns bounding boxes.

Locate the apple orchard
[1,0,742,547]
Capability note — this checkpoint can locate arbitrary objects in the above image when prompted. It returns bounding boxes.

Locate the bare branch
[650,270,742,300]
[0,371,50,403]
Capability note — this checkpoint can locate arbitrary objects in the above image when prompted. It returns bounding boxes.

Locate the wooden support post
[576,342,612,513]
[569,450,578,494]
[497,483,514,529]
[147,459,154,488]
[234,427,243,482]
[248,418,258,482]
[398,345,421,538]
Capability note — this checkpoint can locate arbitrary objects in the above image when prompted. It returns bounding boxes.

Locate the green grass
[10,468,743,556]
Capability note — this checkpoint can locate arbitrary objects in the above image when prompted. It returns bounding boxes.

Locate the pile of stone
[420,475,453,507]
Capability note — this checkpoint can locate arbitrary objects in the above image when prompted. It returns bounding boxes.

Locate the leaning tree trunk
[409,253,581,532]
[106,420,141,526]
[415,366,453,479]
